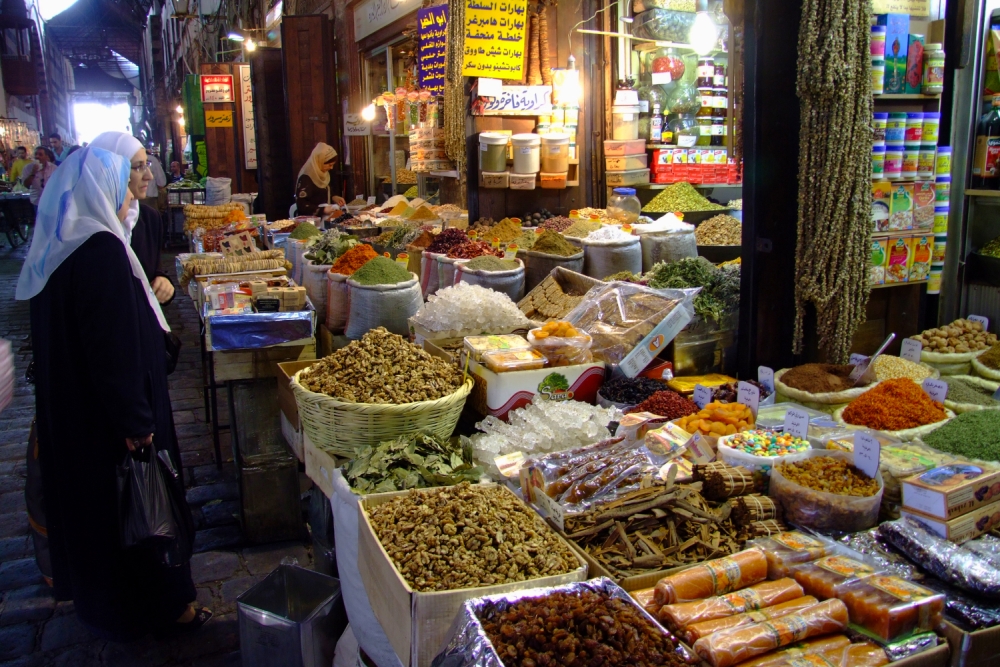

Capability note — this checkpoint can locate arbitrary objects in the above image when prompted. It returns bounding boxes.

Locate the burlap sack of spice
[972,356,1000,382]
[455,259,525,302]
[345,274,423,340]
[326,270,349,334]
[581,237,642,280]
[774,368,875,414]
[303,260,333,323]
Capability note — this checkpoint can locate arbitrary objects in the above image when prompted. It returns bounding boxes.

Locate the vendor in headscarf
[89,132,174,305]
[295,142,345,217]
[16,147,207,641]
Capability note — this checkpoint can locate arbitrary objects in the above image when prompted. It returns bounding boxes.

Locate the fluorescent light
[227,31,245,41]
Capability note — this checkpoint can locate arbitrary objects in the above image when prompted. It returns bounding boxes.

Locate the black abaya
[131,204,174,306]
[30,231,194,640]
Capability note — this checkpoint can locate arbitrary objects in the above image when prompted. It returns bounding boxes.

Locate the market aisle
[0,243,312,666]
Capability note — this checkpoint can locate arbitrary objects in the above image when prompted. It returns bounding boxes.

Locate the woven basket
[290,370,473,457]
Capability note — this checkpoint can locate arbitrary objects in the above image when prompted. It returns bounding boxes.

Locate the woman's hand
[151,277,175,304]
[126,434,153,451]
[332,195,346,206]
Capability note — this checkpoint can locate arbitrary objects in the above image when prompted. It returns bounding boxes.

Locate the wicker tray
[290,370,473,458]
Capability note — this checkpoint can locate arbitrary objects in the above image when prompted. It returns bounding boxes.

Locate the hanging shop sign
[472,85,552,115]
[354,0,422,41]
[461,0,528,79]
[871,0,929,16]
[344,113,372,136]
[238,65,257,170]
[200,74,235,103]
[205,110,234,127]
[418,6,448,95]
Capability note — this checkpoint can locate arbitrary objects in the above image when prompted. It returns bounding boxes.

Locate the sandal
[153,606,213,640]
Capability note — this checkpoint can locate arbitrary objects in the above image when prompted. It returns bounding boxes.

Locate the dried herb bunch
[793,0,873,362]
[480,589,687,666]
[367,482,579,591]
[444,0,466,175]
[343,433,482,493]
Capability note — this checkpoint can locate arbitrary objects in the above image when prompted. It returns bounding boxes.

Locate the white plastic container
[605,154,649,171]
[479,132,509,172]
[605,168,651,186]
[541,133,570,173]
[511,133,541,174]
[611,105,641,141]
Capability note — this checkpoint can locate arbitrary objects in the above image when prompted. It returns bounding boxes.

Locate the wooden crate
[213,339,316,383]
[304,432,343,499]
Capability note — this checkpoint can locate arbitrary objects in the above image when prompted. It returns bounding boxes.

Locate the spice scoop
[849,333,896,386]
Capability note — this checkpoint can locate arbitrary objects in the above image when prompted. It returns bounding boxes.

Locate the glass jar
[540,133,570,172]
[713,63,726,86]
[608,187,642,225]
[696,117,712,146]
[696,57,715,87]
[711,116,725,146]
[713,87,728,117]
[697,87,714,117]
[479,132,509,172]
[923,43,945,95]
[675,115,700,148]
[666,82,700,115]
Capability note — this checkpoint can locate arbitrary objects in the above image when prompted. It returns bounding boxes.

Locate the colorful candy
[727,430,811,457]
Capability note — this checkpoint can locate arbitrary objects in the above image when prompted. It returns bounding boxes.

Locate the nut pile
[299,328,464,404]
[642,182,725,213]
[776,457,880,497]
[479,589,686,666]
[695,214,742,245]
[911,319,997,354]
[367,483,578,591]
[872,355,934,382]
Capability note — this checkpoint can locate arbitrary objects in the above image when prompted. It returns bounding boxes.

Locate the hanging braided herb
[793,0,872,362]
[444,0,466,177]
[539,3,552,85]
[528,10,542,85]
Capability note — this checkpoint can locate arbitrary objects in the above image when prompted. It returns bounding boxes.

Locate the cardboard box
[280,411,303,462]
[905,35,926,94]
[304,431,341,499]
[873,181,891,232]
[902,463,1000,520]
[942,620,1000,667]
[870,237,888,285]
[913,181,936,230]
[890,182,914,231]
[878,13,911,94]
[901,498,1000,543]
[357,485,588,667]
[909,235,934,282]
[467,358,605,420]
[886,236,913,283]
[212,339,316,383]
[897,643,951,667]
[276,360,316,428]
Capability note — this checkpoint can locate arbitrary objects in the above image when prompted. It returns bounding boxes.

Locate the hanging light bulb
[689,11,718,55]
[245,38,257,52]
[178,116,186,127]
[361,103,376,122]
[175,105,184,114]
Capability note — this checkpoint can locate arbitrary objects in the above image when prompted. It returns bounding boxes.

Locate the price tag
[758,366,775,394]
[923,378,949,403]
[738,381,761,416]
[900,338,923,363]
[533,491,564,531]
[367,196,376,205]
[969,315,990,330]
[651,72,673,85]
[693,384,712,409]
[783,408,810,439]
[850,353,868,366]
[854,431,882,479]
[478,77,502,97]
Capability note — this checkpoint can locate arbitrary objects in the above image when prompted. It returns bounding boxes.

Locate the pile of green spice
[464,256,520,271]
[563,220,603,238]
[603,270,642,282]
[979,343,1000,370]
[289,223,322,240]
[531,230,580,257]
[942,377,1000,407]
[513,231,537,249]
[923,411,1000,460]
[350,256,413,285]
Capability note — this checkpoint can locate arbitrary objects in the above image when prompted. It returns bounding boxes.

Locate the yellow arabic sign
[871,0,929,16]
[205,111,234,128]
[461,0,527,79]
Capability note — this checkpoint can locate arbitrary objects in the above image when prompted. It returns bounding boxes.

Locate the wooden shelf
[629,182,742,189]
[967,189,1000,197]
[632,41,727,55]
[873,94,942,100]
[872,229,935,238]
[871,280,929,289]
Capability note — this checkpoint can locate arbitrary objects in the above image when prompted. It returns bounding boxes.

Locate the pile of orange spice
[330,244,378,275]
[842,378,947,431]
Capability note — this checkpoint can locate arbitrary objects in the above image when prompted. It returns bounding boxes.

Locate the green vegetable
[350,256,412,285]
[343,433,482,493]
[644,257,740,323]
[941,377,1000,407]
[289,223,323,240]
[304,230,358,264]
[923,411,1000,461]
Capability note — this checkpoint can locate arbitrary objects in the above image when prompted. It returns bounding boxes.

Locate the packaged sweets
[839,574,945,642]
[693,599,850,667]
[463,334,531,362]
[654,547,769,604]
[770,451,883,532]
[738,635,852,667]
[481,348,547,372]
[750,531,834,579]
[683,595,819,644]
[792,555,878,600]
[658,578,805,629]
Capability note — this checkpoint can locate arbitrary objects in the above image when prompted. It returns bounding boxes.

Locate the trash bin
[238,564,347,667]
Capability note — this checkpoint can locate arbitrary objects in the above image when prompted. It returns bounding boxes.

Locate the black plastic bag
[117,444,193,567]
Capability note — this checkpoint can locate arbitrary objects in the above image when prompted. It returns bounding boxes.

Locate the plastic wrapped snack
[693,599,850,667]
[877,517,1000,597]
[565,283,696,366]
[838,528,925,582]
[792,555,878,600]
[826,435,952,503]
[654,547,768,605]
[526,328,593,366]
[659,578,805,630]
[683,596,819,644]
[738,636,852,667]
[769,451,883,532]
[839,574,944,642]
[481,348,547,372]
[631,587,662,617]
[964,534,1000,568]
[748,643,888,667]
[750,532,834,580]
[463,334,531,362]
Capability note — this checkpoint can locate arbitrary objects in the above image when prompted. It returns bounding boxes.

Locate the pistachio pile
[299,327,465,403]
[367,482,579,591]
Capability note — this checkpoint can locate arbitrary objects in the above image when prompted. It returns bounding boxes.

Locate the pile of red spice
[446,241,503,260]
[330,244,378,275]
[625,390,699,420]
[842,378,948,431]
[425,228,468,254]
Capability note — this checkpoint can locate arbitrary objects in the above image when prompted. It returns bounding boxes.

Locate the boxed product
[870,238,888,285]
[890,183,914,231]
[886,237,913,283]
[908,236,933,282]
[467,358,605,420]
[902,463,1000,520]
[901,498,1000,543]
[905,35,926,94]
[873,181,891,232]
[912,181,935,230]
[878,14,911,94]
[462,334,531,363]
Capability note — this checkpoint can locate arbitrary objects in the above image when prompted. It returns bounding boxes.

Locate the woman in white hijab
[17,147,208,641]
[295,142,345,217]
[89,131,174,305]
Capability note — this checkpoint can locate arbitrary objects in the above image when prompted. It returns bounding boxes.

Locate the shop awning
[45,0,152,75]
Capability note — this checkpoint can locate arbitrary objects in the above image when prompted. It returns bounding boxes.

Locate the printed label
[815,555,875,579]
[787,657,836,667]
[771,532,822,552]
[704,556,743,595]
[868,575,934,602]
[763,613,811,645]
[973,136,1000,179]
[494,451,525,478]
[721,587,765,612]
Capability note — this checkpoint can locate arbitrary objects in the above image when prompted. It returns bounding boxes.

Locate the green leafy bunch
[305,230,358,264]
[644,257,740,324]
[343,433,482,494]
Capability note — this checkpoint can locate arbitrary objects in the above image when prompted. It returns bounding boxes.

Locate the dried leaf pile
[343,433,482,494]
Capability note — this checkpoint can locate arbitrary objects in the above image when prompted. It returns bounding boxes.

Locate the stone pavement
[0,241,314,666]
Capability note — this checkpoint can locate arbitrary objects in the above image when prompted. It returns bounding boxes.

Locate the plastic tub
[918,145,936,179]
[936,146,951,175]
[886,112,907,144]
[884,148,903,180]
[716,431,813,472]
[479,132,509,172]
[872,112,888,143]
[511,133,541,174]
[902,148,919,180]
[541,133,570,172]
[935,175,950,204]
[933,206,949,233]
[904,112,924,146]
[509,172,537,190]
[606,154,649,171]
[482,171,509,188]
[871,59,885,96]
[606,168,651,186]
[922,112,940,144]
[604,139,647,156]
[539,172,568,189]
[871,145,886,180]
[754,402,829,433]
[527,328,594,366]
[871,25,886,56]
[611,105,641,141]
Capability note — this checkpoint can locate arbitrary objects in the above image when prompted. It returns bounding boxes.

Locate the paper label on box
[618,306,692,378]
[923,378,948,403]
[494,452,525,479]
[693,384,712,409]
[900,338,923,362]
[738,381,760,416]
[534,490,564,531]
[783,408,810,439]
[684,432,716,464]
[868,575,934,603]
[854,431,881,479]
[758,366,775,393]
[969,314,990,330]
[815,555,875,578]
[771,532,823,551]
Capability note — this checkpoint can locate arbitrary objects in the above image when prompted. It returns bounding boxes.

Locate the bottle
[650,102,663,142]
[697,58,715,87]
[972,95,1000,189]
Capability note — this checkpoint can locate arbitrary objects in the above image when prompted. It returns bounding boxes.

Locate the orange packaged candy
[839,575,944,642]
[792,555,877,600]
[683,595,819,644]
[654,547,768,605]
[752,531,834,579]
[693,599,850,667]
[659,578,805,630]
[631,587,661,617]
[737,641,887,667]
[738,636,852,667]
[674,401,755,437]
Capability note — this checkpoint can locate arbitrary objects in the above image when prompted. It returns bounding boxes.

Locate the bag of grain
[455,257,526,301]
[581,236,642,279]
[326,270,350,333]
[303,260,333,324]
[345,258,424,339]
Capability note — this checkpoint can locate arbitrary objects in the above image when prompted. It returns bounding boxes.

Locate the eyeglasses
[131,161,151,172]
